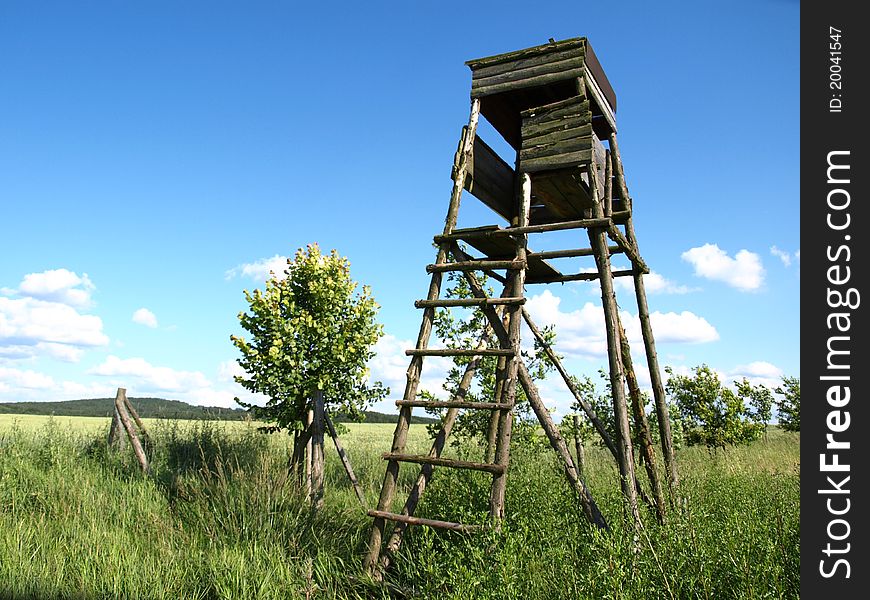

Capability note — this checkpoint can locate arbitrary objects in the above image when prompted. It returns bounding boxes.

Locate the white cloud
[770,246,791,267]
[770,246,800,271]
[614,271,698,295]
[644,311,719,344]
[525,290,718,361]
[725,361,784,389]
[0,366,55,390]
[0,296,109,361]
[681,244,765,291]
[88,355,211,392]
[225,255,290,281]
[17,269,95,307]
[132,308,158,328]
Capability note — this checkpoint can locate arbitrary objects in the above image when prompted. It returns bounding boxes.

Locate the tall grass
[0,418,798,599]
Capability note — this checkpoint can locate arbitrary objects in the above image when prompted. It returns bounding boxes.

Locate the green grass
[0,416,799,599]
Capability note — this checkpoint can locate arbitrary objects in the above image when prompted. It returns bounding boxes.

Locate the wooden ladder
[364,97,526,569]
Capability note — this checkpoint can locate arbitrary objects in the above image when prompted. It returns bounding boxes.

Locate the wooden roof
[466,37,617,146]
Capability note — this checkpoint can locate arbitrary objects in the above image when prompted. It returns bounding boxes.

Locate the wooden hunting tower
[365,38,679,573]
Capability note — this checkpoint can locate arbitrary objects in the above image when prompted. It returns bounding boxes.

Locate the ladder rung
[382,452,505,474]
[426,259,525,273]
[415,298,525,308]
[406,348,515,357]
[396,399,514,411]
[367,510,483,533]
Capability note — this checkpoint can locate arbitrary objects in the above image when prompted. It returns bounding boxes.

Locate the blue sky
[0,1,799,417]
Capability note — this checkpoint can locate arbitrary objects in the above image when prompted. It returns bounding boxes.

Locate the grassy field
[0,415,799,599]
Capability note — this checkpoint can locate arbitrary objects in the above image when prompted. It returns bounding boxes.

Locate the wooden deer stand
[107,387,150,473]
[365,38,679,572]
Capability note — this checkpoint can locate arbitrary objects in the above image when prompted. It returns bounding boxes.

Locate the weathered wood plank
[465,135,515,221]
[521,98,590,123]
[324,411,366,507]
[472,69,586,99]
[406,348,515,357]
[465,37,585,70]
[472,56,585,90]
[520,149,594,173]
[470,47,585,78]
[520,136,593,161]
[523,123,593,148]
[522,112,591,140]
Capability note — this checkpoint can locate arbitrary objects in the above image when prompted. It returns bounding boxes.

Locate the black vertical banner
[802,1,869,597]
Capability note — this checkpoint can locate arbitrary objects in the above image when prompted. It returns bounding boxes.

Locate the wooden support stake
[604,150,613,217]
[113,388,149,473]
[305,408,313,500]
[121,395,150,448]
[311,391,326,510]
[489,171,530,521]
[572,415,585,480]
[617,318,666,524]
[586,160,642,529]
[107,404,125,451]
[609,132,680,496]
[323,410,366,508]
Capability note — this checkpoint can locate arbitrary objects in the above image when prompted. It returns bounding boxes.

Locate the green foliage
[666,365,768,449]
[774,376,801,432]
[231,244,387,430]
[0,418,800,599]
[421,270,553,449]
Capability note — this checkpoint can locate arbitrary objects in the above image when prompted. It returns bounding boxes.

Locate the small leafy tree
[665,365,767,450]
[774,376,800,432]
[231,244,387,503]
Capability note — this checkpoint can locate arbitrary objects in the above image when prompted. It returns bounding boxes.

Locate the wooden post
[609,132,680,496]
[489,171,530,521]
[107,404,125,451]
[617,318,666,524]
[572,415,585,480]
[365,98,481,572]
[311,390,326,509]
[121,395,150,449]
[324,410,366,507]
[586,160,641,529]
[304,408,313,501]
[484,288,511,464]
[113,388,149,473]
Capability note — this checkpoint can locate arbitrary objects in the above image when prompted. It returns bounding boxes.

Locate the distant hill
[0,397,438,424]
